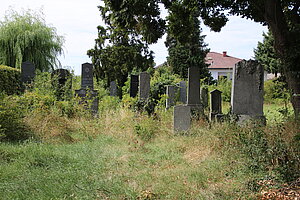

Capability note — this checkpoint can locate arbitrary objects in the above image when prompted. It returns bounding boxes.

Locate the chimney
[223,51,227,57]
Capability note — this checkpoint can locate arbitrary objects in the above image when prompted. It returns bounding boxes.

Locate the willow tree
[0,9,64,71]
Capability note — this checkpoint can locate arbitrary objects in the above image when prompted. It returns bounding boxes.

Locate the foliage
[0,9,64,71]
[264,79,290,104]
[208,77,232,102]
[254,31,282,76]
[0,65,21,95]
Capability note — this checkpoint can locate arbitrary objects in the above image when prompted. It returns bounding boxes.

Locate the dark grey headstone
[21,61,35,83]
[187,67,200,105]
[166,85,176,109]
[174,105,191,133]
[231,60,264,116]
[51,69,72,100]
[109,81,117,96]
[210,89,222,121]
[139,72,150,100]
[179,81,187,104]
[130,75,139,97]
[75,89,99,116]
[200,87,208,108]
[81,63,93,89]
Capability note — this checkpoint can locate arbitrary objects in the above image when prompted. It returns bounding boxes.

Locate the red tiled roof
[206,52,243,69]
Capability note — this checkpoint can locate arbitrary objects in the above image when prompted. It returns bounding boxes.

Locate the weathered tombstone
[231,60,265,124]
[139,72,150,101]
[179,81,187,104]
[75,63,98,115]
[166,85,176,109]
[187,67,200,106]
[81,63,93,90]
[174,105,191,133]
[109,81,117,96]
[210,89,222,121]
[21,61,35,84]
[51,69,72,100]
[130,75,139,97]
[200,87,208,109]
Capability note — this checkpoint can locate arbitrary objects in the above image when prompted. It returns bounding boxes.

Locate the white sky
[0,0,267,75]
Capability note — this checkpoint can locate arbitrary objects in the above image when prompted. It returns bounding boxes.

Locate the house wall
[209,69,233,80]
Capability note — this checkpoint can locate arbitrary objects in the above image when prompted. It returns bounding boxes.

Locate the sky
[0,0,268,75]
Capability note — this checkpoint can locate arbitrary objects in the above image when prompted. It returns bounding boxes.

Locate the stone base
[187,104,204,120]
[210,113,224,122]
[75,89,99,116]
[235,115,266,126]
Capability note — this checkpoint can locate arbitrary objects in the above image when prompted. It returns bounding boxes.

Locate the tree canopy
[0,9,64,72]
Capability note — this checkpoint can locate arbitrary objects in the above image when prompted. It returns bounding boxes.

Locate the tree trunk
[285,70,300,119]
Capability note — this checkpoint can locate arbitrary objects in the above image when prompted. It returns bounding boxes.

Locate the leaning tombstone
[174,105,191,133]
[51,69,72,100]
[75,63,98,116]
[130,75,139,97]
[210,89,223,121]
[109,81,117,96]
[200,87,208,109]
[231,60,265,125]
[21,61,35,84]
[166,85,176,109]
[139,72,150,101]
[179,81,187,104]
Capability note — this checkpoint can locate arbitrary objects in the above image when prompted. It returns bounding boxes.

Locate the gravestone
[21,61,35,84]
[210,89,222,121]
[166,85,176,109]
[187,67,200,106]
[75,63,98,115]
[139,72,150,101]
[130,75,139,97]
[179,81,187,104]
[51,69,72,100]
[200,87,208,109]
[174,105,191,133]
[109,81,117,96]
[81,63,93,90]
[231,60,265,124]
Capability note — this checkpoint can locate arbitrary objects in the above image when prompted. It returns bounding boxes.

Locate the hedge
[0,65,22,95]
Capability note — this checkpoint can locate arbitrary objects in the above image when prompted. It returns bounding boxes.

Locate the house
[206,51,242,81]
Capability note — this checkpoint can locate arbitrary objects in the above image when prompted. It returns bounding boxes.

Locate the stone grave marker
[109,81,117,96]
[231,60,265,124]
[166,85,176,109]
[187,67,200,106]
[130,75,139,97]
[179,81,187,104]
[139,72,150,101]
[210,89,222,121]
[174,105,191,133]
[51,69,72,100]
[200,87,208,109]
[21,61,35,84]
[81,63,93,90]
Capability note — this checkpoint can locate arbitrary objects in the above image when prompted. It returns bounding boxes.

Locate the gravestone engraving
[179,81,187,104]
[166,85,176,109]
[130,75,139,97]
[139,72,150,100]
[109,81,117,96]
[200,87,208,108]
[187,67,200,106]
[51,69,72,100]
[21,61,35,84]
[174,105,191,133]
[210,89,222,121]
[231,60,265,123]
[81,63,93,90]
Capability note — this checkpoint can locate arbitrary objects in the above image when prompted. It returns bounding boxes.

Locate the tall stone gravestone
[21,61,35,84]
[109,81,117,96]
[174,105,191,133]
[179,81,187,104]
[166,85,176,109]
[139,72,150,101]
[187,67,200,106]
[231,60,265,124]
[130,75,139,97]
[51,69,72,100]
[210,89,222,121]
[75,63,98,115]
[200,87,208,109]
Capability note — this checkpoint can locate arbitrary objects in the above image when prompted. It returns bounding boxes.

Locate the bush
[0,65,21,95]
[264,78,290,103]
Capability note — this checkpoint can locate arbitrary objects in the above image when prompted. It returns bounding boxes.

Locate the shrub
[264,78,290,103]
[0,65,21,95]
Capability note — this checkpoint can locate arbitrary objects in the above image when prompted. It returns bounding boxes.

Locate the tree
[0,9,64,72]
[165,0,211,82]
[254,31,281,77]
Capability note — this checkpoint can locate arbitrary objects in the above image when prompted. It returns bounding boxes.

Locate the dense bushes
[0,65,21,95]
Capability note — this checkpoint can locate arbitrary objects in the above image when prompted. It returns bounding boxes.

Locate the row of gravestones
[174,60,265,133]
